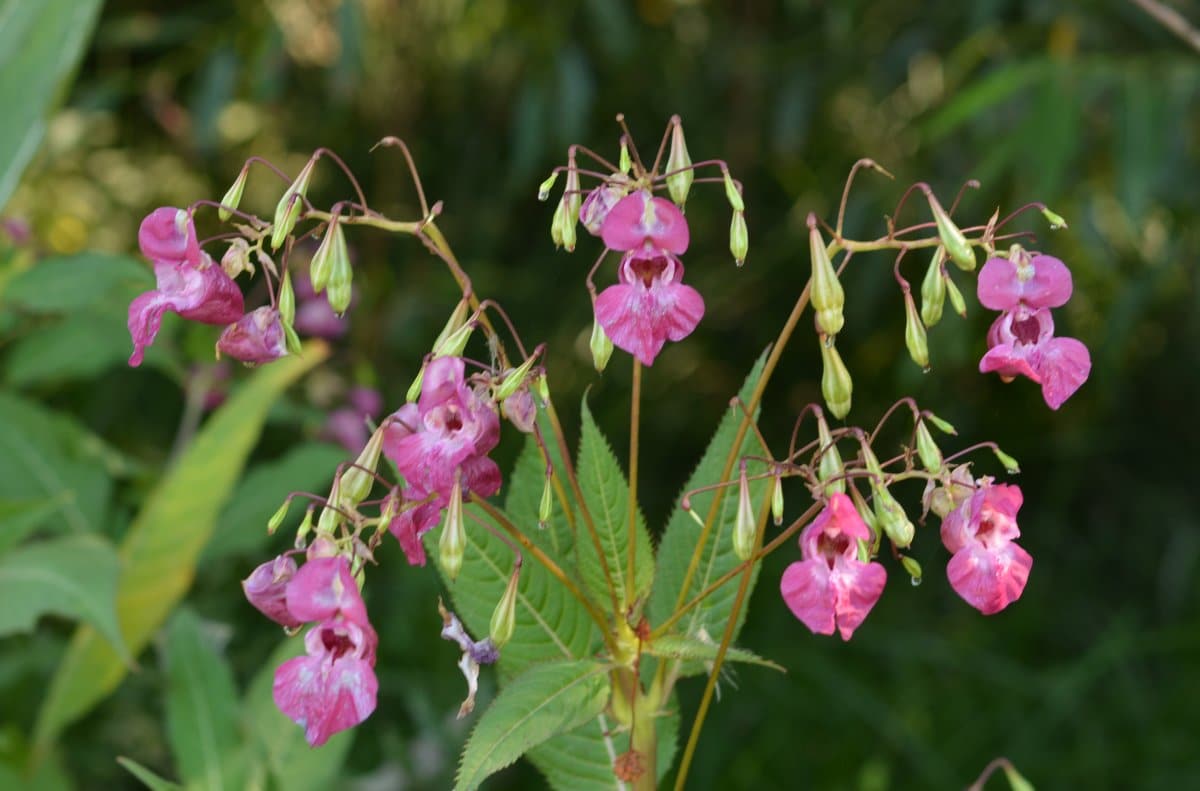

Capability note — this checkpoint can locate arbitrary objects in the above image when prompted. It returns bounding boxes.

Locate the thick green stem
[627,359,642,607]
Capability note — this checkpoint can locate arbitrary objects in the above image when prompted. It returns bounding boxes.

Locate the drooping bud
[808,217,844,337]
[771,473,784,526]
[242,555,301,627]
[218,167,249,222]
[816,412,846,495]
[271,156,317,250]
[325,229,353,316]
[590,315,614,373]
[267,500,290,534]
[925,411,957,435]
[924,188,975,272]
[278,270,296,326]
[294,507,314,549]
[920,247,946,327]
[560,163,580,252]
[819,337,852,419]
[900,554,923,586]
[221,238,253,279]
[903,289,930,371]
[729,210,748,266]
[537,171,559,202]
[495,355,537,401]
[550,198,566,249]
[993,447,1021,474]
[944,270,967,317]
[501,388,537,434]
[309,214,347,294]
[619,139,632,174]
[915,419,942,473]
[489,566,520,648]
[665,117,693,205]
[338,426,384,507]
[432,300,469,357]
[1041,206,1068,230]
[722,169,745,212]
[439,480,466,581]
[872,486,914,548]
[732,465,756,561]
[538,475,553,528]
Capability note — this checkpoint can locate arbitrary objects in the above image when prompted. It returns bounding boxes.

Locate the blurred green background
[1,0,1198,788]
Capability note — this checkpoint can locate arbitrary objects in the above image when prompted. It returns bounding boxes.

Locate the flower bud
[550,198,566,249]
[271,156,316,250]
[722,170,745,212]
[819,337,852,419]
[339,426,384,507]
[495,355,537,401]
[267,500,290,534]
[537,171,558,202]
[729,210,748,267]
[619,139,632,174]
[242,555,301,627]
[439,480,466,581]
[326,232,353,316]
[278,270,296,326]
[432,300,469,357]
[873,486,914,548]
[218,167,249,222]
[489,567,520,648]
[732,466,756,561]
[771,473,784,526]
[317,479,342,535]
[406,365,425,403]
[1041,206,1068,230]
[993,447,1021,474]
[433,322,474,359]
[920,248,946,327]
[944,270,967,317]
[816,413,845,495]
[924,189,975,272]
[666,117,693,205]
[310,215,347,294]
[221,238,253,279]
[915,419,942,473]
[559,165,580,252]
[900,554,923,586]
[808,218,845,337]
[590,315,614,373]
[294,507,314,549]
[538,475,553,528]
[534,373,550,403]
[903,290,930,371]
[925,411,957,435]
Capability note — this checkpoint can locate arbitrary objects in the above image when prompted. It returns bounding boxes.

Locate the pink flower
[780,492,887,641]
[127,207,245,367]
[940,482,1032,615]
[594,248,705,367]
[977,253,1073,312]
[242,555,302,628]
[285,555,371,626]
[382,356,501,564]
[216,306,287,363]
[580,183,628,236]
[272,615,378,747]
[600,190,690,255]
[979,308,1091,410]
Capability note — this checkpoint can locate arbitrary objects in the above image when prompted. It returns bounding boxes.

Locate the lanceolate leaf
[645,634,785,673]
[455,659,611,791]
[0,534,126,658]
[164,609,243,791]
[575,398,654,610]
[32,342,329,751]
[648,352,768,675]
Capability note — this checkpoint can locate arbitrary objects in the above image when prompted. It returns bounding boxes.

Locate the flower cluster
[243,554,378,747]
[977,247,1091,409]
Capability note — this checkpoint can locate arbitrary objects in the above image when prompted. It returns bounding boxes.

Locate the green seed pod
[816,413,846,495]
[218,167,248,222]
[267,500,290,534]
[538,475,553,528]
[489,567,520,648]
[271,157,316,250]
[771,474,784,526]
[439,482,466,581]
[809,220,845,337]
[550,198,566,249]
[873,486,914,548]
[536,171,558,202]
[590,316,613,373]
[666,118,694,205]
[619,139,632,174]
[926,190,976,272]
[339,427,384,507]
[915,419,942,474]
[819,338,852,419]
[732,467,756,561]
[723,170,745,212]
[900,554,923,586]
[920,247,947,327]
[944,270,967,317]
[993,447,1021,474]
[278,270,296,326]
[730,210,748,266]
[904,290,930,371]
[1041,206,1068,230]
[309,215,343,294]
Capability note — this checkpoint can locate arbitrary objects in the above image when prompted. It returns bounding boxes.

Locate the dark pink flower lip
[940,482,1032,614]
[594,248,705,367]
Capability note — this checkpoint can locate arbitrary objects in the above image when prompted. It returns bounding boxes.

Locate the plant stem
[627,358,642,607]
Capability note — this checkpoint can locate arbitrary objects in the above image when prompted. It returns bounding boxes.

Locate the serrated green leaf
[164,609,243,791]
[32,343,329,752]
[0,252,154,314]
[204,441,346,561]
[0,534,126,658]
[576,398,654,609]
[455,659,611,791]
[645,634,784,673]
[648,353,768,675]
[0,0,103,209]
[243,636,352,790]
[116,757,181,791]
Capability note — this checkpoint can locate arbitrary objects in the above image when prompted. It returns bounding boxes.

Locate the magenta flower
[580,183,628,236]
[382,356,501,564]
[242,555,302,628]
[780,492,887,641]
[216,306,288,364]
[272,615,379,747]
[594,191,703,367]
[976,251,1090,409]
[127,207,244,367]
[979,308,1091,410]
[285,555,371,626]
[940,482,1032,615]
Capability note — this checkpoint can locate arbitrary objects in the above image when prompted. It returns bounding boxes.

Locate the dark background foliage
[3,0,1198,788]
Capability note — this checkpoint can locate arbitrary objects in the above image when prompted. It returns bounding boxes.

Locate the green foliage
[575,398,654,609]
[644,634,784,674]
[0,534,127,659]
[0,0,102,208]
[116,757,181,791]
[649,353,767,674]
[454,659,611,791]
[163,609,243,791]
[32,343,328,751]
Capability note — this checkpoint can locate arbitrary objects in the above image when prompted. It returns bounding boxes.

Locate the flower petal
[946,541,1032,615]
[829,559,887,641]
[1033,335,1091,410]
[594,275,704,367]
[780,559,836,636]
[273,652,378,747]
[216,307,287,364]
[979,343,1041,383]
[286,556,369,625]
[600,191,689,254]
